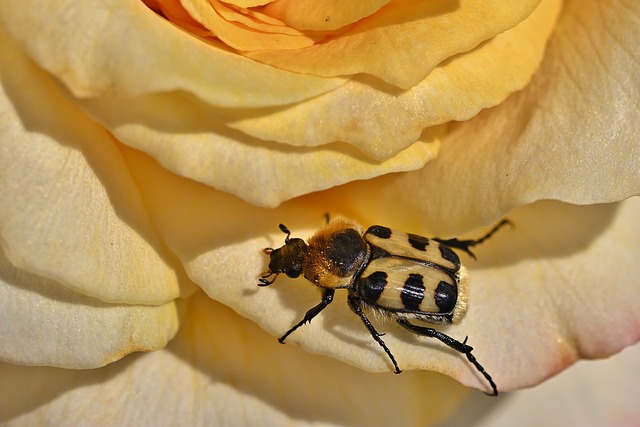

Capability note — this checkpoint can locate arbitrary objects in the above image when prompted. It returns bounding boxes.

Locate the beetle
[258,217,511,396]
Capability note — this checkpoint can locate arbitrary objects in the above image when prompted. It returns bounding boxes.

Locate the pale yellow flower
[0,0,639,425]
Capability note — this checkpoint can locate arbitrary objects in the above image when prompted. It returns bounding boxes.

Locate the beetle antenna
[278,224,291,244]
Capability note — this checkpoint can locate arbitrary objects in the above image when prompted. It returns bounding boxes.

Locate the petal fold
[0,258,181,368]
[0,292,467,425]
[0,28,190,304]
[0,0,345,107]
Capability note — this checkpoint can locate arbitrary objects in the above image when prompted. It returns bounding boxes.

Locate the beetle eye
[285,266,302,278]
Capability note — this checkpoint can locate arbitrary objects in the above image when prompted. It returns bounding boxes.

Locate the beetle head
[258,224,308,286]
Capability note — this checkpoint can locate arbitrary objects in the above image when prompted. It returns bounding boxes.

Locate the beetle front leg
[279,288,335,344]
[348,295,402,374]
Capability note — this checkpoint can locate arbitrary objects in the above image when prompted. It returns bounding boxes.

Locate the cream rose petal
[230,0,561,161]
[249,0,543,89]
[228,199,640,392]
[0,292,468,426]
[75,0,557,207]
[0,257,181,368]
[0,0,345,107]
[121,147,640,392]
[331,0,640,233]
[78,90,440,207]
[0,28,190,305]
[264,0,391,31]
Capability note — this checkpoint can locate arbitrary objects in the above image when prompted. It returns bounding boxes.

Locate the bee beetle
[259,217,511,396]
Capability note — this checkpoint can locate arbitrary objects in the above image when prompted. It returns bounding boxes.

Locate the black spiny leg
[434,219,512,259]
[279,289,335,344]
[348,296,402,374]
[397,319,498,396]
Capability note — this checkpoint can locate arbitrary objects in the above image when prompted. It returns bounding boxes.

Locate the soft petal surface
[249,0,543,89]
[79,90,440,207]
[0,256,181,368]
[0,28,191,305]
[0,0,345,107]
[0,292,468,426]
[265,0,390,31]
[120,142,640,392]
[323,0,640,234]
[231,0,560,160]
[0,0,565,208]
[438,342,640,427]
[217,198,640,392]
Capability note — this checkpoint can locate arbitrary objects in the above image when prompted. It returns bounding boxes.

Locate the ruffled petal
[265,0,390,31]
[232,0,561,160]
[0,260,181,368]
[0,292,467,426]
[248,0,544,89]
[323,0,640,234]
[127,142,640,392]
[0,0,344,107]
[82,91,440,206]
[0,28,191,304]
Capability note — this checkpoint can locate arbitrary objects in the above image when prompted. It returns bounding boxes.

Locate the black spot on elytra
[361,271,387,303]
[367,225,392,239]
[434,281,457,313]
[401,273,425,311]
[407,233,429,251]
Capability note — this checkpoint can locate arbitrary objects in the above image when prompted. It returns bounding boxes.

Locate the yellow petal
[0,28,190,304]
[0,259,181,368]
[0,0,345,107]
[230,0,561,161]
[108,134,640,392]
[179,0,321,51]
[247,0,544,88]
[319,0,640,235]
[0,292,467,425]
[264,0,391,31]
[80,92,441,207]
[463,343,640,426]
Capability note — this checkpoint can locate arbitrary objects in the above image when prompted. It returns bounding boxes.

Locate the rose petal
[265,0,390,31]
[0,28,191,304]
[79,90,440,207]
[430,342,640,426]
[0,257,181,368]
[334,0,640,234]
[0,0,345,107]
[0,292,468,426]
[231,0,560,161]
[462,199,640,390]
[248,0,544,88]
[126,144,640,392]
[231,199,640,392]
[179,0,321,51]
[77,0,557,207]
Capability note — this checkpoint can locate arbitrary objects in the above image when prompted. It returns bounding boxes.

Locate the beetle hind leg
[433,219,512,259]
[397,319,498,396]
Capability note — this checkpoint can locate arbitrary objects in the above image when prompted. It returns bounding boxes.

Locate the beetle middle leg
[347,295,402,374]
[433,219,512,259]
[397,319,498,396]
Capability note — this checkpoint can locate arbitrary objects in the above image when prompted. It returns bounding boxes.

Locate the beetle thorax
[303,223,370,289]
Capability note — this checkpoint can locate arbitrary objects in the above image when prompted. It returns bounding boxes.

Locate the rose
[1,0,639,424]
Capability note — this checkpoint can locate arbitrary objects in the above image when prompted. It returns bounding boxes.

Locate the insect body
[259,217,510,396]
